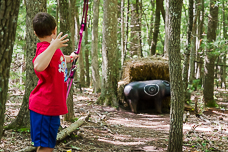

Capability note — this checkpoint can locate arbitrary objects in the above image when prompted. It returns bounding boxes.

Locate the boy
[29,12,78,152]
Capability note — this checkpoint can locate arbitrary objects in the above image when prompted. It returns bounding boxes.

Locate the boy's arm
[34,44,58,72]
[64,53,79,63]
[34,33,69,72]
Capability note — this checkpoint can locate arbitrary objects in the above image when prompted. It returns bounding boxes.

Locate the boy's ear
[34,31,38,36]
[52,26,57,35]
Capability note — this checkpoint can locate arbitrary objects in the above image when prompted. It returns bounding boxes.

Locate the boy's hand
[51,32,69,49]
[70,52,79,60]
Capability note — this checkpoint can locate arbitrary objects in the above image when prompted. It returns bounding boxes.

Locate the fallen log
[15,146,36,152]
[15,113,91,152]
[57,113,91,141]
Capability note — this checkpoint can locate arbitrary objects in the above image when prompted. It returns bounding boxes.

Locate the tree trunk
[167,0,184,151]
[91,0,101,93]
[129,1,141,57]
[182,0,193,94]
[125,0,130,54]
[73,3,80,81]
[160,0,165,23]
[121,0,125,67]
[0,0,20,139]
[79,46,85,87]
[6,0,46,130]
[70,0,76,52]
[163,0,169,57]
[222,0,227,89]
[189,2,199,84]
[148,0,155,47]
[222,55,226,89]
[85,23,90,87]
[137,0,143,57]
[77,1,85,87]
[203,0,219,107]
[196,0,205,83]
[150,0,161,55]
[97,0,118,107]
[59,0,74,121]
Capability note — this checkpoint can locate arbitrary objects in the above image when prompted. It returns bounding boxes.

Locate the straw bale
[121,56,169,83]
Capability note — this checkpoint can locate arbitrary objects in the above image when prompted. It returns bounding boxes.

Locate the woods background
[0,0,227,151]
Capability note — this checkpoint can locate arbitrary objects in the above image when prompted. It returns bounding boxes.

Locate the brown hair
[33,12,56,38]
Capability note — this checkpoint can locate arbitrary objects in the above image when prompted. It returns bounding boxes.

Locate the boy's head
[33,12,56,38]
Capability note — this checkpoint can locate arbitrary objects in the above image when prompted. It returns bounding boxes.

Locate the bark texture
[167,0,184,151]
[59,0,74,121]
[84,23,90,87]
[91,0,101,93]
[203,0,219,106]
[6,0,47,130]
[196,0,205,83]
[121,0,125,66]
[182,0,193,101]
[164,0,169,57]
[129,1,141,57]
[0,0,20,139]
[98,0,118,107]
[150,0,162,55]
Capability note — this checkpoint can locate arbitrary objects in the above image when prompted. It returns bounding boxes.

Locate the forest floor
[1,87,228,152]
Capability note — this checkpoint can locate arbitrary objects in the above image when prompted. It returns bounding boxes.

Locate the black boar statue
[123,80,170,113]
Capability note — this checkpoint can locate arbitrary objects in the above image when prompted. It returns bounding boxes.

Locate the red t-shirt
[29,41,68,116]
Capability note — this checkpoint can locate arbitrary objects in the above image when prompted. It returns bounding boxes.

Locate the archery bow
[66,0,89,100]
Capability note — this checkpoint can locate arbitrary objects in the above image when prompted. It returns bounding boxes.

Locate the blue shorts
[30,110,60,148]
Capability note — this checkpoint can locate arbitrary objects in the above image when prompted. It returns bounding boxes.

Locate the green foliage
[17,128,30,133]
[73,117,79,122]
[188,79,202,92]
[47,0,57,17]
[206,100,218,108]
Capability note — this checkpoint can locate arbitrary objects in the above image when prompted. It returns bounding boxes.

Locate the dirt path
[1,88,228,151]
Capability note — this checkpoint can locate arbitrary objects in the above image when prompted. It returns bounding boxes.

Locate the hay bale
[121,56,169,83]
[118,56,170,112]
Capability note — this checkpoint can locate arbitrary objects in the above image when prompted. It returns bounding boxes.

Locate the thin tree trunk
[59,0,74,121]
[148,0,155,47]
[121,0,126,66]
[182,0,193,103]
[196,0,205,85]
[215,57,219,88]
[160,0,165,23]
[125,0,130,54]
[150,0,161,55]
[136,0,143,57]
[129,1,141,57]
[222,0,227,89]
[203,0,219,106]
[70,0,76,52]
[167,0,184,151]
[189,2,199,84]
[85,23,90,87]
[0,0,20,139]
[196,0,203,78]
[91,0,101,93]
[6,0,46,130]
[79,46,85,86]
[97,0,118,107]
[164,0,169,57]
[222,55,226,89]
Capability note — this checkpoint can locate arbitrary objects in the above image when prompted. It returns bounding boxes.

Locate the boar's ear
[162,80,170,87]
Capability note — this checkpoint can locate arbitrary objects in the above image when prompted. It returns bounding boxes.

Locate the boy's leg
[30,110,60,150]
[37,146,54,152]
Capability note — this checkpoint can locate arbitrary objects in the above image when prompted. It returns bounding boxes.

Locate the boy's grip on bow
[65,0,89,100]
